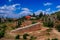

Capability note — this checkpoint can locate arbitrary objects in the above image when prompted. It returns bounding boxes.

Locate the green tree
[16,20,22,28]
[39,12,43,18]
[33,13,36,17]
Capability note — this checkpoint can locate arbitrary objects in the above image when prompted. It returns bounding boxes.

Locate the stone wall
[10,22,41,35]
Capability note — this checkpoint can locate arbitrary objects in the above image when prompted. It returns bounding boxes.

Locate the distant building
[25,16,31,20]
[31,17,36,19]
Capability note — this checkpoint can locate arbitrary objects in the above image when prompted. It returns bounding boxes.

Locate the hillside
[0,11,60,40]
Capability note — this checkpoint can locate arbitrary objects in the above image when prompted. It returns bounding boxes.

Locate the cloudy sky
[0,0,60,18]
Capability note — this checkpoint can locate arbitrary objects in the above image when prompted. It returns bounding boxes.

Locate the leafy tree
[16,20,22,28]
[39,12,43,18]
[33,13,36,17]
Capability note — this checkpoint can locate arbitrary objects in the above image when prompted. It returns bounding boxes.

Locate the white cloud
[21,8,30,11]
[0,4,21,18]
[46,8,50,11]
[19,11,32,16]
[0,4,33,18]
[0,4,20,11]
[44,2,52,6]
[56,5,60,8]
[34,10,42,15]
[34,10,45,15]
[18,8,33,16]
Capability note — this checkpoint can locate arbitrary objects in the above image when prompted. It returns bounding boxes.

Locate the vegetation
[43,20,54,28]
[30,36,37,40]
[23,33,29,40]
[15,35,20,40]
[46,28,52,36]
[39,12,43,18]
[33,13,36,17]
[16,20,22,28]
[52,38,58,40]
[55,11,60,20]
[0,25,7,38]
[55,24,60,32]
[0,11,60,40]
[47,38,50,40]
[32,21,37,24]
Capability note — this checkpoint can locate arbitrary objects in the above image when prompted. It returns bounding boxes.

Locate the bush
[0,31,5,38]
[30,36,37,40]
[55,24,60,32]
[43,21,54,28]
[23,33,29,39]
[0,25,7,38]
[15,35,20,39]
[52,38,58,40]
[47,38,50,40]
[56,12,60,20]
[32,21,37,24]
[16,20,22,28]
[18,20,22,26]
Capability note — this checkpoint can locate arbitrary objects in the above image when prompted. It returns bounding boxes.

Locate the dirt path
[52,29,60,40]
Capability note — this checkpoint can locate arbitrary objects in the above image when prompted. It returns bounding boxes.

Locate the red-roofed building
[25,16,31,20]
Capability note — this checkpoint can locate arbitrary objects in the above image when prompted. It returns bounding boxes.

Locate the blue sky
[0,0,60,18]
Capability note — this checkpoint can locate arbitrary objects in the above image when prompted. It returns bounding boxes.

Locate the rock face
[10,22,41,35]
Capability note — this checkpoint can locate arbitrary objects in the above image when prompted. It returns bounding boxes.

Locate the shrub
[52,38,58,40]
[23,33,29,40]
[43,21,54,28]
[47,38,50,40]
[0,30,5,38]
[18,20,22,26]
[15,35,20,39]
[16,20,22,28]
[0,25,7,38]
[30,36,37,40]
[56,13,60,20]
[55,24,60,32]
[32,21,37,24]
